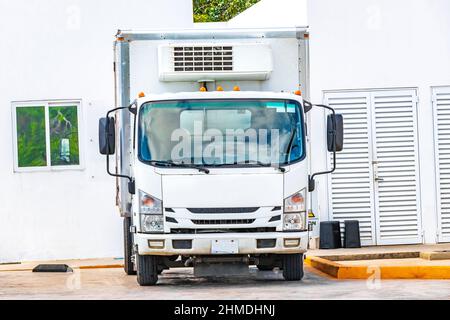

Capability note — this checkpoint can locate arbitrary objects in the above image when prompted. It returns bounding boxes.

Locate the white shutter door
[372,90,422,244]
[433,86,450,242]
[326,92,376,245]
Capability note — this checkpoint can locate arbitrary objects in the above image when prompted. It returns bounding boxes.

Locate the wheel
[137,254,158,286]
[257,264,274,271]
[282,253,304,281]
[123,217,136,275]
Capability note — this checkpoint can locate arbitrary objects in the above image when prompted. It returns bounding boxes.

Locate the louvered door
[433,86,450,242]
[326,92,376,245]
[372,90,422,245]
[326,89,422,245]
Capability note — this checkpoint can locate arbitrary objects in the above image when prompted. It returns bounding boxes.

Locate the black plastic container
[319,221,342,249]
[344,220,361,248]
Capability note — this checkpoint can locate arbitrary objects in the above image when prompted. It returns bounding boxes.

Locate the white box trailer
[99,27,343,285]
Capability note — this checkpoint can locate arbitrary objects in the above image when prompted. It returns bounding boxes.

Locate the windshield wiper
[235,160,272,167]
[168,160,210,174]
[144,160,210,174]
[208,160,270,167]
[210,160,286,173]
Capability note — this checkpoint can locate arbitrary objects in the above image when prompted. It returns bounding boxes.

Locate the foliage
[16,107,47,167]
[49,106,80,166]
[193,0,260,22]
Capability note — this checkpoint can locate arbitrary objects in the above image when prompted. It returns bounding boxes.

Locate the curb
[305,256,450,279]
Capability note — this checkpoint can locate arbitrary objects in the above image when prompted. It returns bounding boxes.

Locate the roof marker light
[200,87,207,92]
[217,86,224,92]
[138,92,145,98]
[294,90,302,96]
[233,86,241,91]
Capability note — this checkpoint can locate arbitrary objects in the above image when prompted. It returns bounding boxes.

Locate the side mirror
[327,114,344,152]
[99,117,116,155]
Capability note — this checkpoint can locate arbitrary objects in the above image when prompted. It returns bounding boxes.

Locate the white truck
[98,27,343,286]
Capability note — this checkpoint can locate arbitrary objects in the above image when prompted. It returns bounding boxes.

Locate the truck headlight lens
[139,190,163,233]
[284,189,306,213]
[283,213,306,231]
[139,190,162,214]
[284,189,307,231]
[141,215,164,233]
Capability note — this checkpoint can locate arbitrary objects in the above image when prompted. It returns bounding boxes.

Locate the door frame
[432,85,450,243]
[325,87,423,246]
[324,90,377,246]
[370,89,422,245]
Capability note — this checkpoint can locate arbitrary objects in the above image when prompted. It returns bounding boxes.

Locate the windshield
[138,99,305,167]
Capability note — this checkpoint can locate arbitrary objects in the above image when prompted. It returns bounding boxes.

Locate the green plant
[16,107,47,167]
[193,0,260,22]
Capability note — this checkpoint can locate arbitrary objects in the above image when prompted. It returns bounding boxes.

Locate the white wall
[0,0,193,263]
[308,0,450,243]
[228,0,308,28]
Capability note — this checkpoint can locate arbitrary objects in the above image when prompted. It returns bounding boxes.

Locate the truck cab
[98,28,343,286]
[134,90,308,284]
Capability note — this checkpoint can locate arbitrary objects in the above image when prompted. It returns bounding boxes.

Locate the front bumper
[135,232,308,256]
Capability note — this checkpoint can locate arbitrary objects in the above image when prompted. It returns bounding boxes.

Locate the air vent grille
[188,207,259,214]
[173,46,233,72]
[192,219,255,225]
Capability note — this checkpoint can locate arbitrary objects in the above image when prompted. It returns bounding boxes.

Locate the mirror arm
[304,101,338,192]
[105,102,138,191]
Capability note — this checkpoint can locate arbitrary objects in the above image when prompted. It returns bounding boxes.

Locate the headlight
[139,190,163,233]
[284,189,307,231]
[284,189,306,213]
[141,215,164,233]
[283,213,306,231]
[139,190,162,214]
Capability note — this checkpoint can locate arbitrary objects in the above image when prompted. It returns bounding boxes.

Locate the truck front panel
[131,93,309,256]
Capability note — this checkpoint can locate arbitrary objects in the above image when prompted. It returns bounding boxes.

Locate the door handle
[375,177,384,182]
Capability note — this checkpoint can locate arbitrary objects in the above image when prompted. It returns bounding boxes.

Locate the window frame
[11,99,84,172]
[137,98,307,167]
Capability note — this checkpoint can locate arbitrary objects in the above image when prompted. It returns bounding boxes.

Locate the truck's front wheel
[123,217,136,275]
[137,254,158,286]
[282,254,304,281]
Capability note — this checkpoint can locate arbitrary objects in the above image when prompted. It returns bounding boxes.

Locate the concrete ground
[1,264,449,300]
[2,244,450,300]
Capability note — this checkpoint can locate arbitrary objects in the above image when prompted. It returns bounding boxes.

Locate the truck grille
[192,219,255,225]
[173,46,233,72]
[171,227,276,234]
[187,207,259,214]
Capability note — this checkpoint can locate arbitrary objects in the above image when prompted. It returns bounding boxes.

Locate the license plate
[211,239,239,254]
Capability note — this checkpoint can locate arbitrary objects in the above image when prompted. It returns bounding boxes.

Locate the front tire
[282,254,304,281]
[137,254,159,286]
[123,217,136,275]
